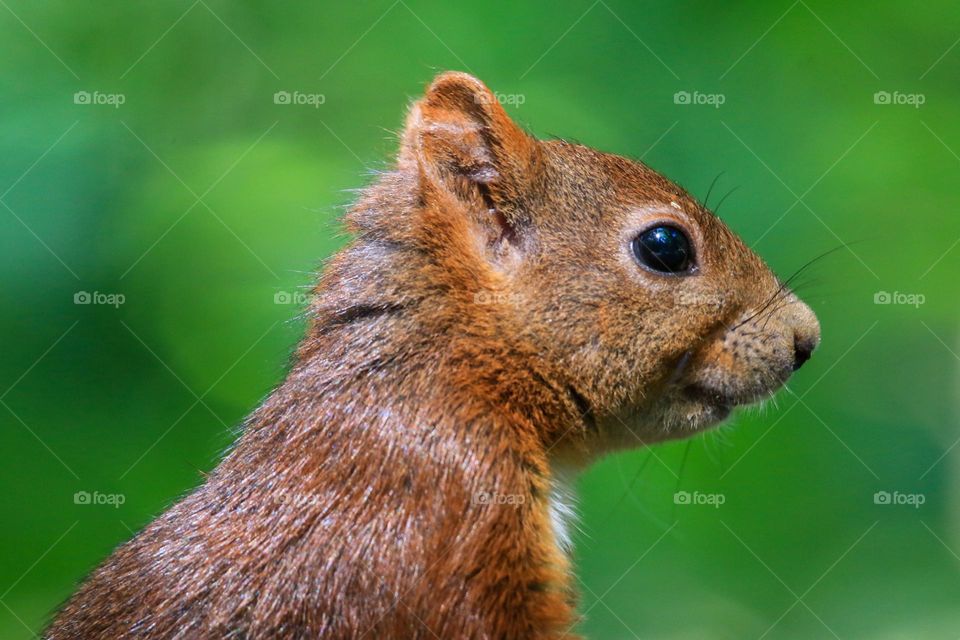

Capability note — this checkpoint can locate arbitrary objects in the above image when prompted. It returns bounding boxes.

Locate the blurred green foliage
[2,1,959,638]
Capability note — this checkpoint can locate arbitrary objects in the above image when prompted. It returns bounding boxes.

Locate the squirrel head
[339,71,820,459]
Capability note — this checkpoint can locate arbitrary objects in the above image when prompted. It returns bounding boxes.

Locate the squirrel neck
[236,296,593,468]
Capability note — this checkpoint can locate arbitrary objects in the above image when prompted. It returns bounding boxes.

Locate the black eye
[632,225,694,274]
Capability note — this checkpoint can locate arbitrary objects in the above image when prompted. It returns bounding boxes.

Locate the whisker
[670,440,694,523]
[700,432,728,476]
[713,185,740,215]
[731,243,852,331]
[600,451,654,526]
[702,171,724,210]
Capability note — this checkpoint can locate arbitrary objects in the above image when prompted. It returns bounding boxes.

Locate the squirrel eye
[632,225,694,274]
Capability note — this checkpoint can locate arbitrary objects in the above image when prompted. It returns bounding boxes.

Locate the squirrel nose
[783,297,820,372]
[792,334,816,371]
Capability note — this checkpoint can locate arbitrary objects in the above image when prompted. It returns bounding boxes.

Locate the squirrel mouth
[682,384,735,417]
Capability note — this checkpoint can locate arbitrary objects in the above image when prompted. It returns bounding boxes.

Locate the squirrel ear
[400,72,542,231]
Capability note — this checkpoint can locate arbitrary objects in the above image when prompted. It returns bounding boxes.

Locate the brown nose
[786,298,820,372]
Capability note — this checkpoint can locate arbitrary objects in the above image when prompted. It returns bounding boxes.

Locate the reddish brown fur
[46,72,819,639]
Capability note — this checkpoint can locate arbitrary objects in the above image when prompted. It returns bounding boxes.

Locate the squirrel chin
[595,390,740,451]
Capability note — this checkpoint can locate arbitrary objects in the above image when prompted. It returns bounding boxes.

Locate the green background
[2,1,958,638]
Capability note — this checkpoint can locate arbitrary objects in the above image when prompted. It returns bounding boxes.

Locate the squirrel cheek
[687,338,736,384]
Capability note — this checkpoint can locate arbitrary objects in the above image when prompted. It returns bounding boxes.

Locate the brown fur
[45,72,819,639]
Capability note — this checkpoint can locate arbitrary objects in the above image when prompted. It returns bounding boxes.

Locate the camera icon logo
[73,91,91,105]
[873,491,891,505]
[73,491,91,505]
[273,91,292,105]
[673,491,691,505]
[673,91,691,105]
[873,291,891,304]
[74,291,92,304]
[274,291,292,304]
[873,91,891,105]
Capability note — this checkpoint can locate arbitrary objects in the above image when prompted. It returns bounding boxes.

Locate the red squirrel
[46,72,820,639]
